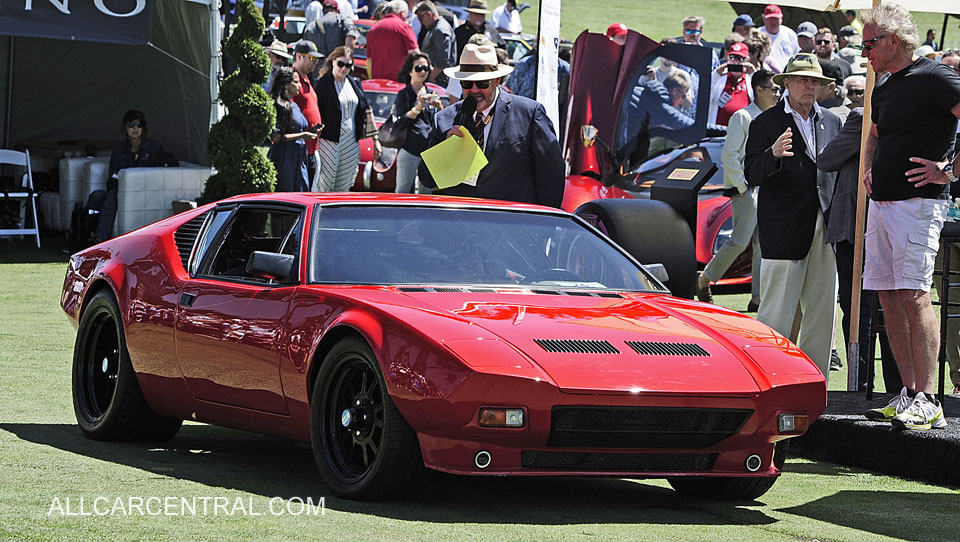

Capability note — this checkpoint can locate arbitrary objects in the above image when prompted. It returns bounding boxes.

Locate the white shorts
[863,198,948,292]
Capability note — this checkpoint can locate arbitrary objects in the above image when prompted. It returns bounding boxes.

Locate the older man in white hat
[262,40,292,92]
[417,43,564,207]
[744,53,841,378]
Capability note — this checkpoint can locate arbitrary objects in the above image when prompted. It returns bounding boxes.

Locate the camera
[727,64,743,73]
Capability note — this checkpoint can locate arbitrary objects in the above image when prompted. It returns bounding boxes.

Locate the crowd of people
[252,1,960,429]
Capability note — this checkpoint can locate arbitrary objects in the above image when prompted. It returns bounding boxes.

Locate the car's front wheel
[72,290,182,441]
[311,336,425,500]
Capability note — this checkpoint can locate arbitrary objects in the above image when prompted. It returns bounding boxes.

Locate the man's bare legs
[878,289,939,393]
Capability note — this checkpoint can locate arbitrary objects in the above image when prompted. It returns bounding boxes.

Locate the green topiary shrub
[202,0,276,201]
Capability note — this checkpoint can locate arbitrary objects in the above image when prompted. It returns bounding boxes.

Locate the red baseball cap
[606,23,628,39]
[727,42,749,59]
[763,4,783,19]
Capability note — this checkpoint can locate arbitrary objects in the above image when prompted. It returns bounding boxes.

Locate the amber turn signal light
[777,413,809,434]
[479,408,525,427]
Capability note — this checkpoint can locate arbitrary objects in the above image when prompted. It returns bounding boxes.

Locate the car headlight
[712,217,734,254]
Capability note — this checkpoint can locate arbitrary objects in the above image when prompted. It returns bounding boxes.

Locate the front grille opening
[535,339,620,354]
[548,406,753,449]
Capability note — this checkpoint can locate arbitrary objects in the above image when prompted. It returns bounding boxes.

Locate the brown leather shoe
[696,272,713,303]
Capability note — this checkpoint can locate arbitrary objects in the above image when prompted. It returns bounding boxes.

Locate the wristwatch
[945,163,958,183]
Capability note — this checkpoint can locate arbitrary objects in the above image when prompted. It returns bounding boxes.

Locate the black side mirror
[246,251,295,282]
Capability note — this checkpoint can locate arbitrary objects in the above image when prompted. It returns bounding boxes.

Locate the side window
[190,207,234,276]
[201,207,303,284]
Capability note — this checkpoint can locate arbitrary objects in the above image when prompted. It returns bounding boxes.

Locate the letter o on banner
[95,0,147,17]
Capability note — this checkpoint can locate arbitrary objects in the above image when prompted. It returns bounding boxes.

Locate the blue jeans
[395,148,427,194]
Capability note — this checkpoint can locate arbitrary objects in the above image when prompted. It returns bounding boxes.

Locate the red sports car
[561,30,752,298]
[62,193,825,501]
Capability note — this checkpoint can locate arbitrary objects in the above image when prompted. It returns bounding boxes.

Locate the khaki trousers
[757,210,838,378]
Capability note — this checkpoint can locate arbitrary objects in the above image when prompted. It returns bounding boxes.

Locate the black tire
[311,337,425,500]
[72,290,182,441]
[667,441,789,501]
[575,199,696,299]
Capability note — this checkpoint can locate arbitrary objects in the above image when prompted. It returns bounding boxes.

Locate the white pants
[702,187,761,300]
[757,210,838,378]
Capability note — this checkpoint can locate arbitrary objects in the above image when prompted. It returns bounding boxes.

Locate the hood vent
[173,210,210,271]
[535,339,620,354]
[398,286,495,293]
[626,341,710,357]
[531,290,625,298]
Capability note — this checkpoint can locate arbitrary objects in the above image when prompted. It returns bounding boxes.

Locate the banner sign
[535,0,561,133]
[0,0,154,44]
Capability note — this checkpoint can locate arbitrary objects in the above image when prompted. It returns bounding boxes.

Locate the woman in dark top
[88,110,170,241]
[394,52,444,193]
[314,46,381,191]
[268,67,318,192]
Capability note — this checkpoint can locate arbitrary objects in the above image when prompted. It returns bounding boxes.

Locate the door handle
[179,293,196,307]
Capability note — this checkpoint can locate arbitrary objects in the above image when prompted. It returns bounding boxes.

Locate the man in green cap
[744,53,842,378]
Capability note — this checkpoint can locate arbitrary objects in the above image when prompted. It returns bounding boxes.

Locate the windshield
[364,91,397,121]
[310,206,658,291]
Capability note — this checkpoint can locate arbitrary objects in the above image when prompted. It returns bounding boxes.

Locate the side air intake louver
[173,211,209,271]
[398,287,495,293]
[625,341,710,357]
[535,339,620,354]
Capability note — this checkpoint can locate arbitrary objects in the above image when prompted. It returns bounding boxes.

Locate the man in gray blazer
[744,54,841,377]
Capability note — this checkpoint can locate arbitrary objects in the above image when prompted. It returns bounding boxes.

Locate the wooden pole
[847,0,881,392]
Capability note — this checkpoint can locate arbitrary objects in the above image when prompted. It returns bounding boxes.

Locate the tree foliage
[203,0,276,200]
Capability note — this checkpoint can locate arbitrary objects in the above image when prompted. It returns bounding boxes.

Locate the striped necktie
[472,112,485,150]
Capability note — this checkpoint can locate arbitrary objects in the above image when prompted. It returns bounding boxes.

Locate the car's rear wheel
[72,290,182,441]
[667,441,789,501]
[311,337,425,500]
[575,199,696,299]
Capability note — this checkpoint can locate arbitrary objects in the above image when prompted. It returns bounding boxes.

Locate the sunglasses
[414,64,431,73]
[336,60,353,69]
[760,86,782,95]
[683,28,702,35]
[815,39,832,45]
[126,121,143,129]
[861,34,890,52]
[460,79,492,90]
[848,88,865,95]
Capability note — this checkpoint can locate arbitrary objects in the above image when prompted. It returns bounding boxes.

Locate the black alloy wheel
[311,337,425,500]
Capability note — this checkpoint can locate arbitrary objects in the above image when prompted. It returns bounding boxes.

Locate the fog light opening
[475,450,492,469]
[745,454,762,472]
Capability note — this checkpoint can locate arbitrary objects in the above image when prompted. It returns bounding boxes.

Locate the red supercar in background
[63,192,824,501]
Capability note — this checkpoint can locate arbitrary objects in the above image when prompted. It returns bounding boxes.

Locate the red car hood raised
[395,291,764,396]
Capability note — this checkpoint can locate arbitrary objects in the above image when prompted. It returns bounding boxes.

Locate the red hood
[393,290,774,395]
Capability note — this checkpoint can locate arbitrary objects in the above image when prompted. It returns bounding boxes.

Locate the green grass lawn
[518,0,955,48]
[1,241,958,541]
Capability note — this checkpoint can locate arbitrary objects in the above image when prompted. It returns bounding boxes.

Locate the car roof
[215,192,564,213]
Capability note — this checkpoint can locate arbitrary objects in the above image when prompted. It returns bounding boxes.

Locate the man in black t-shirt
[860,3,960,431]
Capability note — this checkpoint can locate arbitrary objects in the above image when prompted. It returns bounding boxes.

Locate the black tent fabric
[0,0,155,44]
[0,0,215,165]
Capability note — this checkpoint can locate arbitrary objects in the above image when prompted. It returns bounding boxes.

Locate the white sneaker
[891,392,948,430]
[864,387,911,422]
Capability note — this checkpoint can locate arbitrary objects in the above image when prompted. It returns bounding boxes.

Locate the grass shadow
[0,235,71,264]
[1,422,778,526]
[778,490,960,541]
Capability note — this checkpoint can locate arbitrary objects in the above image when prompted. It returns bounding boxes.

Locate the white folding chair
[0,149,41,248]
